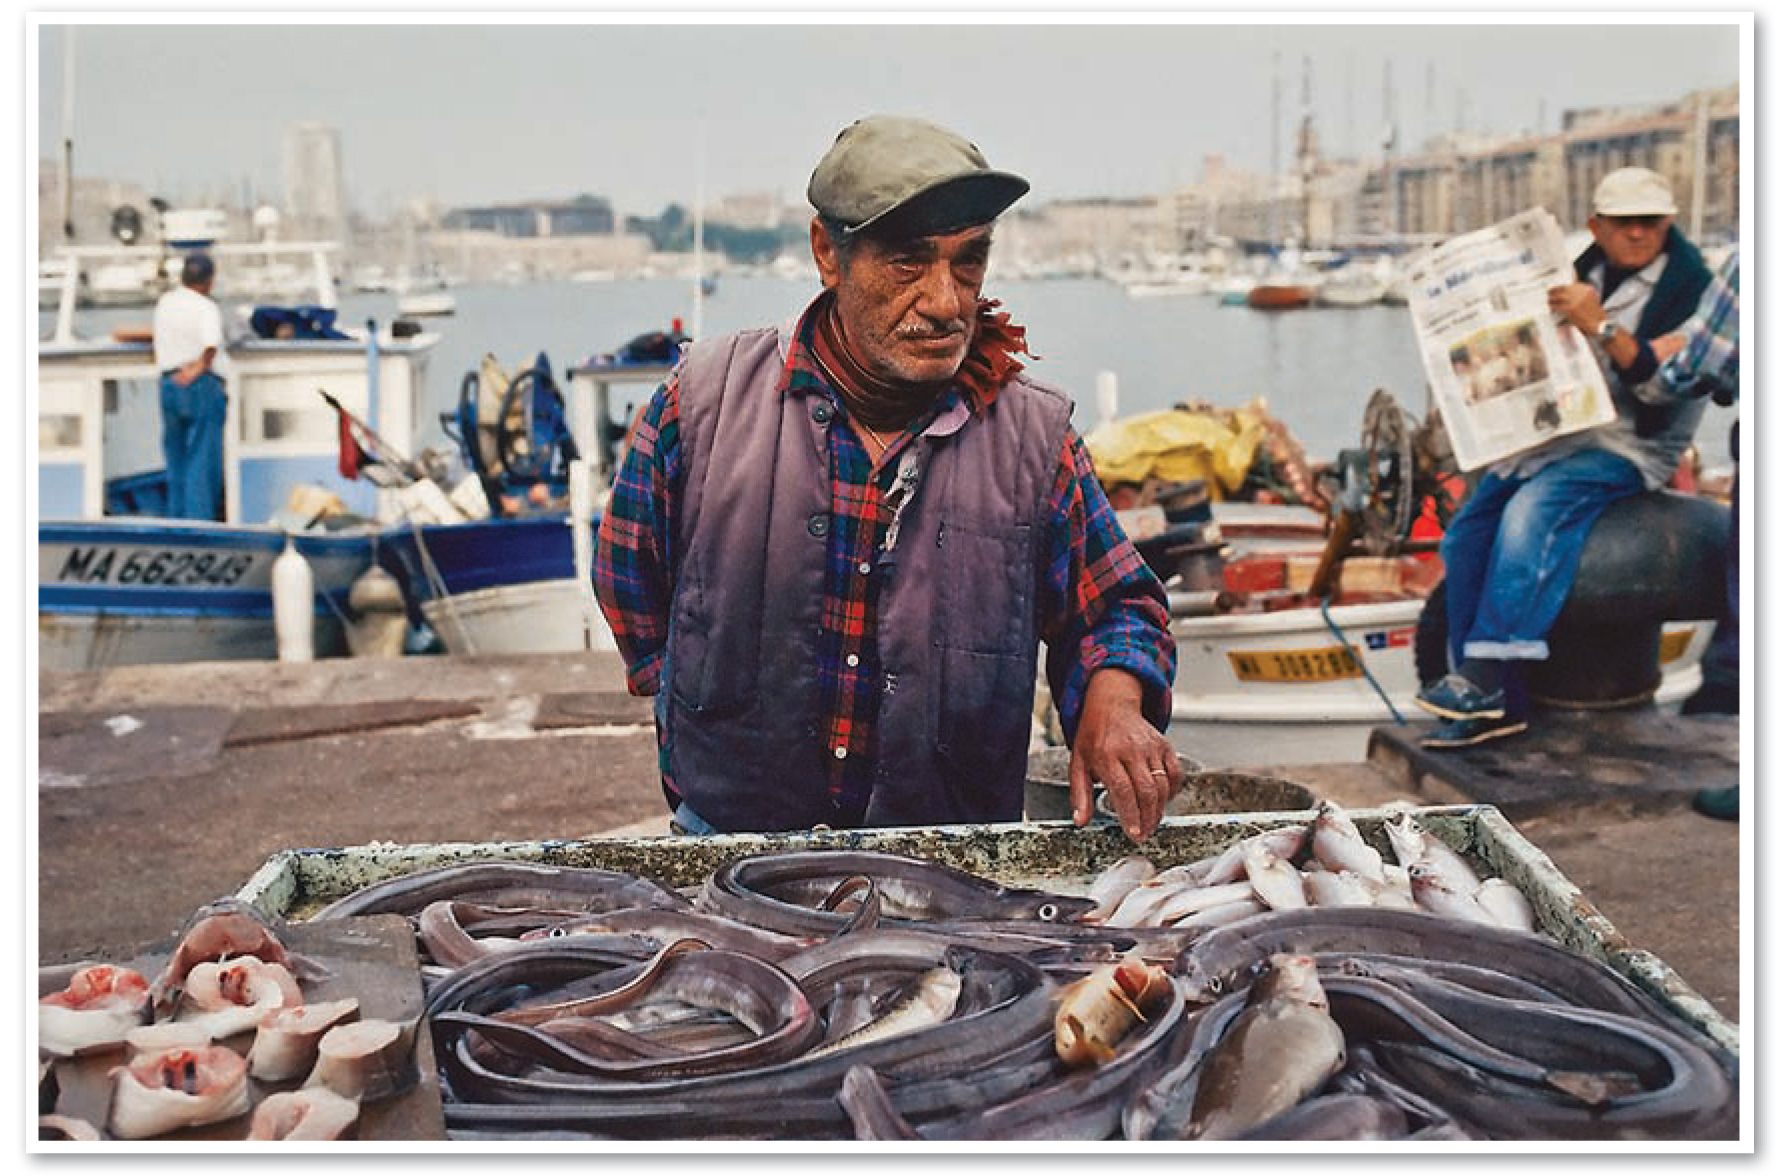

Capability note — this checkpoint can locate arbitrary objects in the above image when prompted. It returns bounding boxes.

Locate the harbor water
[42,273,1739,486]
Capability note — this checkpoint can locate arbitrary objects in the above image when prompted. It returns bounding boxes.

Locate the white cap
[1593,167,1677,217]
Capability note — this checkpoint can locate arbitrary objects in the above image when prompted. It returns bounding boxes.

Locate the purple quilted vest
[665,325,1072,832]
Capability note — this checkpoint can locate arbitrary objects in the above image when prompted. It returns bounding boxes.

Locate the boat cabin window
[240,378,350,446]
[39,412,81,449]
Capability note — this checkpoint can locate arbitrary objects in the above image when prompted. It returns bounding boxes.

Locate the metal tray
[234,803,1738,1059]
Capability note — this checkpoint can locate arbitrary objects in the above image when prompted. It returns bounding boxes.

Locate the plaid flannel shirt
[1659,247,1740,401]
[594,314,1174,814]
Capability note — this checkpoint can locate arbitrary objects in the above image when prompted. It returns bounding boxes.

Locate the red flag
[336,407,373,480]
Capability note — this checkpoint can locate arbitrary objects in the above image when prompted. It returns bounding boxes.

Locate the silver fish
[809,956,966,1059]
[1312,802,1386,877]
[1474,878,1537,933]
[1244,842,1309,910]
[1187,952,1346,1140]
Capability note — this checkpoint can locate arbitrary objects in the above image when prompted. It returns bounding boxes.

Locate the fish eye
[548,927,566,938]
[1207,976,1224,995]
[1038,903,1059,921]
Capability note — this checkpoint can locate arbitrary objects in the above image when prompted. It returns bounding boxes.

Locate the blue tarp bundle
[249,305,351,341]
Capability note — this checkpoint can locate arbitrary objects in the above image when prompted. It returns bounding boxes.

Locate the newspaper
[1403,207,1614,471]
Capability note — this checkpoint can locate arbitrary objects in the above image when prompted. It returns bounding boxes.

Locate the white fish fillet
[125,1021,214,1057]
[176,957,304,1040]
[305,1018,415,1103]
[38,964,151,1058]
[39,1113,103,1141]
[107,1044,252,1140]
[247,1088,362,1141]
[249,997,362,1082]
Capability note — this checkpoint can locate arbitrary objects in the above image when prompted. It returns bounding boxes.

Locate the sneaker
[1415,673,1507,721]
[1692,785,1739,821]
[1420,714,1529,750]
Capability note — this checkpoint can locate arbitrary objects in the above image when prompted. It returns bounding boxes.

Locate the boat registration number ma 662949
[1227,627,1414,683]
[53,546,258,588]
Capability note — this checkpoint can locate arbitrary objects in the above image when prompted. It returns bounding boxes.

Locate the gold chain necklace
[812,346,899,462]
[862,426,895,461]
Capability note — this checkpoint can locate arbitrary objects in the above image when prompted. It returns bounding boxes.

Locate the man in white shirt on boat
[152,252,232,520]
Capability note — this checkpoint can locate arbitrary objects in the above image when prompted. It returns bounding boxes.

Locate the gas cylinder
[272,536,315,663]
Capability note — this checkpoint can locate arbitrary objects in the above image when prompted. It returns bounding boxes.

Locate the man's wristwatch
[1595,319,1620,344]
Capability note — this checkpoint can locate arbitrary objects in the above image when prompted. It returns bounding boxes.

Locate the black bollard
[1528,491,1729,709]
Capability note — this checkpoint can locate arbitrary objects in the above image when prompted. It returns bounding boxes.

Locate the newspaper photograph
[1403,206,1614,470]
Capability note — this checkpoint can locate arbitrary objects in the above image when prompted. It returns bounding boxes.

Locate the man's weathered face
[811,219,992,385]
[1588,213,1671,272]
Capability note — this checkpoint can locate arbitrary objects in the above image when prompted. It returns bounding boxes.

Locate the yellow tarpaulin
[1084,399,1274,494]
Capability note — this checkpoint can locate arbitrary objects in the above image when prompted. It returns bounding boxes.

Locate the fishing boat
[36,241,442,670]
[395,289,456,318]
[1314,258,1392,308]
[1096,392,1717,768]
[374,351,676,655]
[1245,282,1316,310]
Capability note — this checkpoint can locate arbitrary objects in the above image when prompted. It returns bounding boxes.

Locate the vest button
[846,653,860,668]
[833,745,848,760]
[811,402,834,423]
[807,514,828,538]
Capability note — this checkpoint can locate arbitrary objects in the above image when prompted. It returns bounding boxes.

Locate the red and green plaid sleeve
[1039,430,1177,740]
[594,378,680,696]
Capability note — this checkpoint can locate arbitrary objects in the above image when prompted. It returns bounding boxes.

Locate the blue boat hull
[38,520,378,670]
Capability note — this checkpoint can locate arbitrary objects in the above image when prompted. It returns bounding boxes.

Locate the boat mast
[1381,59,1398,241]
[690,133,705,342]
[1688,89,1710,245]
[60,26,75,242]
[1297,55,1317,255]
[1269,50,1281,252]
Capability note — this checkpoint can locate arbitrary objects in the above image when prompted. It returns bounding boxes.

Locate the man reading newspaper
[1416,167,1715,748]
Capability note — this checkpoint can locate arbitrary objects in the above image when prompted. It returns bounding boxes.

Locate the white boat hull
[420,578,614,656]
[1166,600,1714,768]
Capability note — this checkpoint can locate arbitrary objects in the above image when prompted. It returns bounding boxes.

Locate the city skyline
[32,16,1747,223]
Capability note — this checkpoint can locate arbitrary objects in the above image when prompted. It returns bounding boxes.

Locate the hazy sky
[29,13,1748,220]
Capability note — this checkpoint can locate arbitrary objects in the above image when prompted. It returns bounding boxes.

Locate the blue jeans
[669,799,719,837]
[1441,448,1645,667]
[160,371,226,520]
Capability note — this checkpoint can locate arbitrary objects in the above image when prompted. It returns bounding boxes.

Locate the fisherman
[595,115,1180,841]
[1416,166,1714,747]
[152,252,230,520]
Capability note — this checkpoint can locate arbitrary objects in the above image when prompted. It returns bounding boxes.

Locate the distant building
[1172,84,1741,251]
[36,159,154,251]
[282,122,347,240]
[442,196,617,238]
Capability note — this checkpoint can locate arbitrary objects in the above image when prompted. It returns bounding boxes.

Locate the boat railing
[45,241,344,345]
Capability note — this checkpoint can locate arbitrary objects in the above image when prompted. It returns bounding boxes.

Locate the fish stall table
[234,806,1740,1092]
[39,914,446,1141]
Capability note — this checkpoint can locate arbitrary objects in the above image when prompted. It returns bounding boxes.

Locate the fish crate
[235,802,1738,1060]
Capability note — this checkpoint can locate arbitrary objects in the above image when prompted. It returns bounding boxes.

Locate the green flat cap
[807,115,1030,237]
